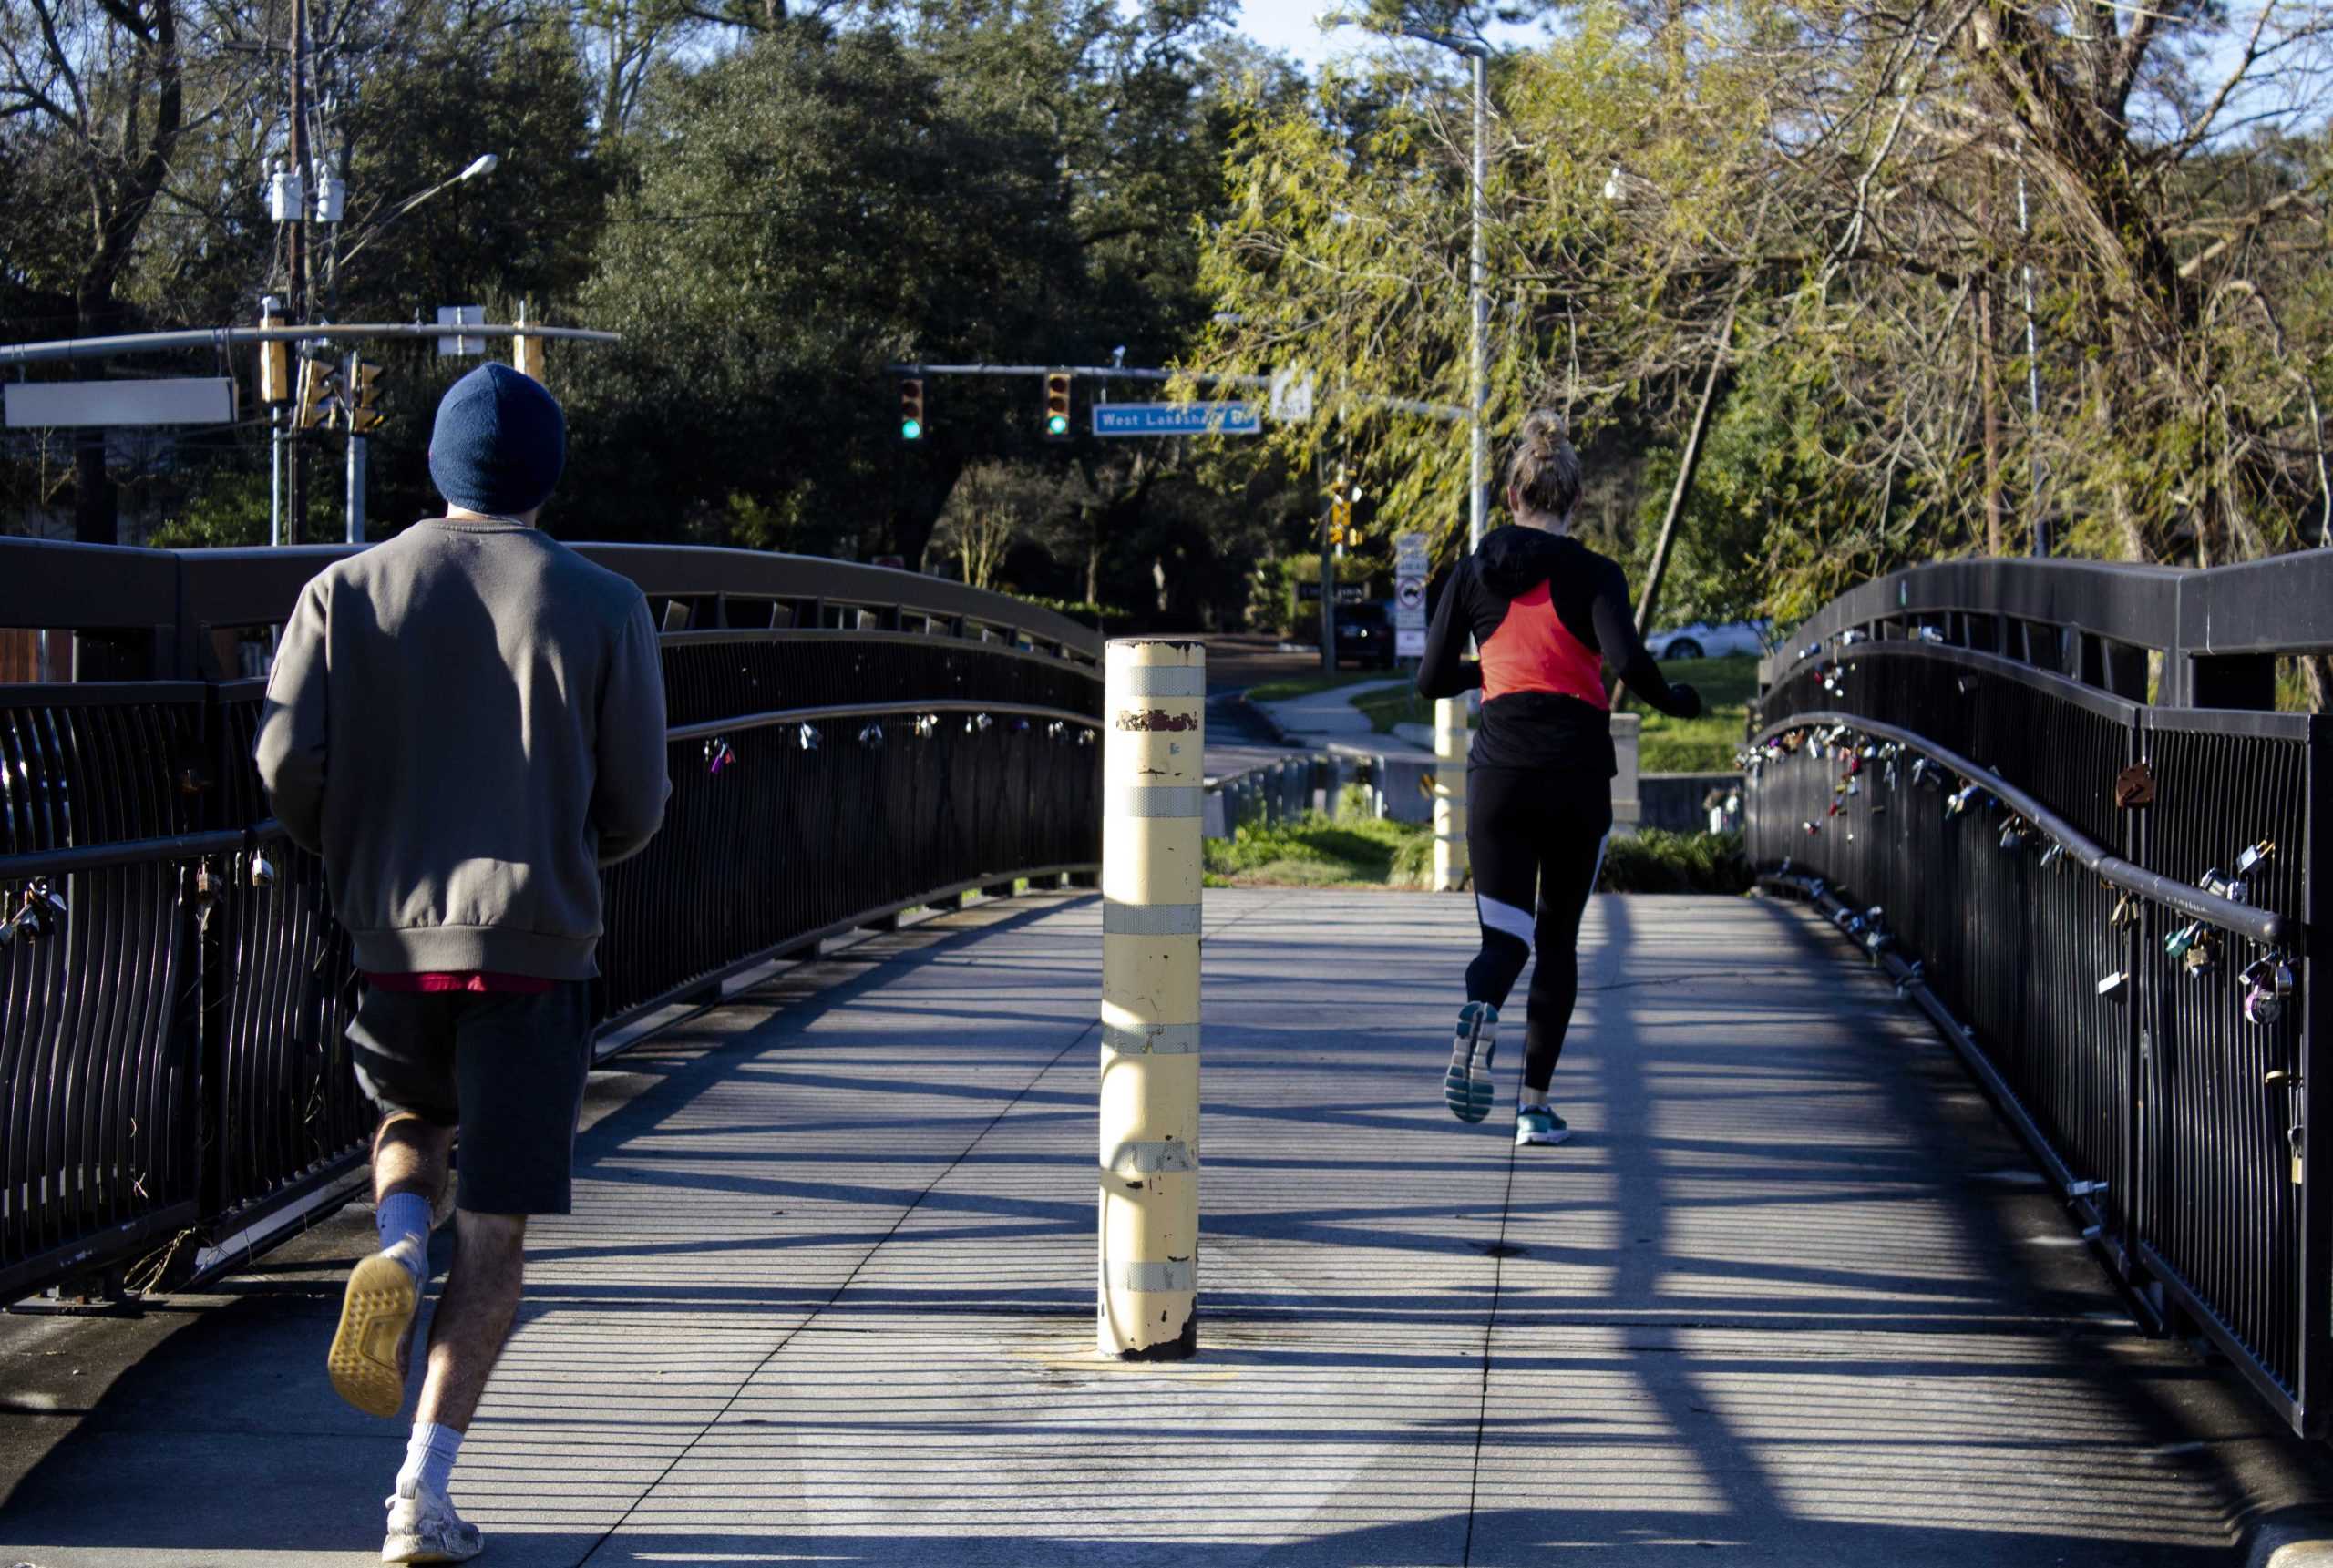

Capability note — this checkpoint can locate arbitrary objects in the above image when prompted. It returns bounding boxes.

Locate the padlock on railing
[858,723,885,749]
[2241,955,2296,1027]
[249,853,276,889]
[1946,783,1980,817]
[0,878,68,947]
[2164,920,2205,961]
[2038,841,2066,873]
[2110,891,2140,928]
[797,723,820,752]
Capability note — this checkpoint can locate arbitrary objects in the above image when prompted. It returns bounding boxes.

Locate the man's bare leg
[416,1210,527,1432]
[329,1113,452,1419]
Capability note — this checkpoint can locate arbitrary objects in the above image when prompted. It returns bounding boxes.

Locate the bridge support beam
[1098,637,1202,1360]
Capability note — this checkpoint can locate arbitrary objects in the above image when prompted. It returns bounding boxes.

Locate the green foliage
[1203,808,1434,887]
[148,470,271,550]
[1629,653,1755,773]
[1596,830,1752,895]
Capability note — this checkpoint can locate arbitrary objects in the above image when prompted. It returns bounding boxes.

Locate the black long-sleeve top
[1416,524,1701,776]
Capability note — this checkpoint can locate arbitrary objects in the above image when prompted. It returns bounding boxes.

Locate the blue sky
[1228,0,1549,69]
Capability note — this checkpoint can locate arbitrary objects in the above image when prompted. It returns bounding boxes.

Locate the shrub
[1596,830,1752,895]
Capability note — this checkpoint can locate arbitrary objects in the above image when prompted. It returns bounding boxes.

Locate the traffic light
[347,359,384,435]
[899,377,925,441]
[257,302,288,405]
[1327,461,1362,546]
[294,350,343,431]
[1043,372,1072,440]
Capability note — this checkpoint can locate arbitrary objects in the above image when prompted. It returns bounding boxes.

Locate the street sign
[5,377,236,428]
[1092,401,1261,438]
[1298,583,1371,604]
[1393,531,1429,578]
[436,305,484,356]
[1397,629,1426,658]
[1269,367,1314,423]
[1395,578,1424,613]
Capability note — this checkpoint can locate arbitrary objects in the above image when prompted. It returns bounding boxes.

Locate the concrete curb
[2248,1509,2333,1566]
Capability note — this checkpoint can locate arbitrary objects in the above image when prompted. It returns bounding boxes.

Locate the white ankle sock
[375,1192,431,1283]
[396,1421,464,1500]
[1520,1086,1549,1110]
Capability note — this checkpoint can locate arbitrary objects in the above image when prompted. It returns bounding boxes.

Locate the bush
[1596,830,1753,895]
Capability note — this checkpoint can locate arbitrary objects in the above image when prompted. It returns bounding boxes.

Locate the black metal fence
[1746,554,2329,1435]
[0,539,1102,1304]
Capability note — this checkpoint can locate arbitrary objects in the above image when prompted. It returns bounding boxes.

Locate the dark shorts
[347,981,594,1215]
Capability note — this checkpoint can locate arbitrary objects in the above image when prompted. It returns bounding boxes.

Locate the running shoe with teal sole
[1445,1001,1498,1123]
[1515,1104,1571,1147]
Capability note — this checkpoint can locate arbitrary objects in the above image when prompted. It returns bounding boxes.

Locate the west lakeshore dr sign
[1091,401,1263,438]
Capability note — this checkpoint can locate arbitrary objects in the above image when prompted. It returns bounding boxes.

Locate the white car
[1645,619,1772,661]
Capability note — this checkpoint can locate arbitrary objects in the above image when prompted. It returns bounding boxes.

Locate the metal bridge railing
[0,539,1102,1305]
[1747,553,2330,1436]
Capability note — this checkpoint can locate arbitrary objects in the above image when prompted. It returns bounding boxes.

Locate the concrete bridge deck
[4,888,2328,1566]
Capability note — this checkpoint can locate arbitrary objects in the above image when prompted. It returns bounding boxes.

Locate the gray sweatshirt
[254,518,671,979]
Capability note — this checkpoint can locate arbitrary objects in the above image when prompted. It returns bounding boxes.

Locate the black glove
[1666,682,1702,720]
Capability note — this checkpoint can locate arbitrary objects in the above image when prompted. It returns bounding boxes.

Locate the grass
[1203,808,1435,889]
[1627,653,1757,773]
[1244,671,1400,702]
[1353,682,1431,734]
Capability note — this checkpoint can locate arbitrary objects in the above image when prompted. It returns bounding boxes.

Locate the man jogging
[256,362,669,1563]
[1417,410,1701,1148]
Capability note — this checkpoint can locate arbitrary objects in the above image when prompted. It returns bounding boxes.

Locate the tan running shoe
[328,1251,417,1418]
[382,1478,483,1563]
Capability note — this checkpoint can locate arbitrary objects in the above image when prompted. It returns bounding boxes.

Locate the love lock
[2164,920,2205,961]
[1947,784,1980,817]
[2038,841,2067,872]
[1,878,67,946]
[705,737,738,774]
[2242,958,2285,1026]
[2183,929,2221,978]
[1998,819,2029,852]
[917,713,941,740]
[858,723,885,748]
[2238,840,2277,876]
[249,853,276,889]
[2112,761,2155,810]
[2110,892,2140,928]
[797,723,821,752]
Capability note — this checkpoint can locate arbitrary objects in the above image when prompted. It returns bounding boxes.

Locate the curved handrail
[1751,707,2289,948]
[0,537,1105,671]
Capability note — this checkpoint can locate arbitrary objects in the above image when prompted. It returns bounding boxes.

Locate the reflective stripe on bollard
[1099,637,1202,1360]
[1434,694,1470,890]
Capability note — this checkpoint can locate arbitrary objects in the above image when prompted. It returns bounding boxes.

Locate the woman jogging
[1416,411,1702,1147]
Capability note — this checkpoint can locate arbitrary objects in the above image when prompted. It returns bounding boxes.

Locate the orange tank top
[1477,583,1608,711]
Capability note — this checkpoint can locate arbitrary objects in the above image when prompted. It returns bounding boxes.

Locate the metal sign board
[1269,367,1314,423]
[437,305,485,356]
[1397,629,1426,658]
[1092,401,1262,438]
[1395,577,1425,612]
[1393,531,1429,578]
[1297,583,1372,604]
[5,377,237,429]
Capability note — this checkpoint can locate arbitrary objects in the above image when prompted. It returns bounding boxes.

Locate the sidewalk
[5,888,2328,1565]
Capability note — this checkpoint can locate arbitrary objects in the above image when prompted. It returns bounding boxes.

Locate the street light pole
[1399,24,1492,894]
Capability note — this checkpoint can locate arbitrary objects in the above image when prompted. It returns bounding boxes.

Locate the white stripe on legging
[1477,894,1536,948]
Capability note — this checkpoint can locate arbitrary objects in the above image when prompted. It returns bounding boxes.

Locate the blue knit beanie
[427,363,567,516]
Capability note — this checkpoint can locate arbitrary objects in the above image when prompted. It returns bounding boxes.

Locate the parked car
[1645,619,1772,661]
[1332,601,1397,669]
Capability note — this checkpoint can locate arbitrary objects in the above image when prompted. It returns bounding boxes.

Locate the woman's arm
[1591,568,1701,719]
[1415,563,1483,699]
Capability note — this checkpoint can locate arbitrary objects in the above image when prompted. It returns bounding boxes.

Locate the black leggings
[1464,765,1612,1092]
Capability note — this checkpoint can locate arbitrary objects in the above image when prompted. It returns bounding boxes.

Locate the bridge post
[1098,637,1203,1360]
[1433,696,1469,889]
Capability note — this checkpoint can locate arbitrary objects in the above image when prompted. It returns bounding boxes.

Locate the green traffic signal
[1046,414,1068,436]
[901,417,924,440]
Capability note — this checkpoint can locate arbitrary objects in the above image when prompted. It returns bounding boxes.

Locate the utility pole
[285,0,311,544]
[1319,449,1337,673]
[2017,168,2045,557]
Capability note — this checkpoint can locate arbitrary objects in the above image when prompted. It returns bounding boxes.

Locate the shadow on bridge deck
[4,888,2328,1566]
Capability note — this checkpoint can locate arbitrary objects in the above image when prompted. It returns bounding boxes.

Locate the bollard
[1433,695,1469,889]
[1099,638,1202,1359]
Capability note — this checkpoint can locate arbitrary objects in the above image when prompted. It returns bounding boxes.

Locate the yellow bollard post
[1099,637,1203,1360]
[1433,694,1470,891]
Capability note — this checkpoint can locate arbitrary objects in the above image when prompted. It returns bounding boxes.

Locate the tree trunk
[1624,298,1740,673]
[1978,278,2005,557]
